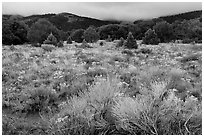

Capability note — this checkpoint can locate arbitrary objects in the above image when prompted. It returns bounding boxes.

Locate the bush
[124,32,138,49]
[80,39,92,48]
[112,79,202,135]
[99,41,104,46]
[180,53,200,63]
[121,49,134,56]
[86,68,107,78]
[106,35,112,42]
[27,19,60,44]
[142,29,160,45]
[116,37,125,48]
[56,41,64,47]
[51,77,121,135]
[138,47,152,54]
[70,29,85,43]
[31,43,41,47]
[41,44,55,52]
[43,33,58,46]
[23,86,58,113]
[9,45,16,51]
[183,38,194,44]
[67,36,72,44]
[83,26,100,43]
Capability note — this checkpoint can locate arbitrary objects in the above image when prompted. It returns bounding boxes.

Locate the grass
[2,42,202,135]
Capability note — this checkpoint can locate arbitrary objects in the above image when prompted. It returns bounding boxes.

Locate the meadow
[2,41,202,135]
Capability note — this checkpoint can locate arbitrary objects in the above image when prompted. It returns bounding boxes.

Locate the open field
[2,41,202,135]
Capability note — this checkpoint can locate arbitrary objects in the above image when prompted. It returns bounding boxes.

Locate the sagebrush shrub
[106,35,112,42]
[116,37,125,47]
[56,41,64,47]
[112,78,202,135]
[80,39,92,48]
[99,41,104,46]
[180,53,200,63]
[124,32,138,49]
[31,43,41,47]
[51,77,122,134]
[9,45,16,51]
[41,44,55,52]
[16,86,59,114]
[182,38,194,44]
[138,47,152,54]
[121,49,134,56]
[86,68,107,78]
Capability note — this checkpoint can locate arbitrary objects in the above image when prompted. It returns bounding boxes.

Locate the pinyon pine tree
[124,32,138,49]
[142,29,160,45]
[67,36,72,44]
[80,39,92,48]
[43,33,57,46]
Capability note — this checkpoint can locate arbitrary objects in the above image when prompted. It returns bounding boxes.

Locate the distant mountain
[158,10,202,24]
[3,12,120,32]
[159,10,202,23]
[3,10,201,32]
[134,10,202,24]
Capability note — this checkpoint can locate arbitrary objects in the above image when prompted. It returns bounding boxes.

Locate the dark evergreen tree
[142,29,160,45]
[124,32,138,49]
[84,26,100,43]
[70,29,85,43]
[56,41,64,47]
[67,36,72,44]
[80,39,92,48]
[27,19,59,44]
[153,21,173,43]
[2,20,28,45]
[43,33,58,45]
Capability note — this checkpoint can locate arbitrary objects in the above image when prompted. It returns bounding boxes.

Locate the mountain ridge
[3,10,202,32]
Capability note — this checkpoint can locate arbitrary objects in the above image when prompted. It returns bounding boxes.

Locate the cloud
[2,2,202,21]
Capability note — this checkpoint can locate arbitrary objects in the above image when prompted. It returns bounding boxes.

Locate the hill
[159,10,202,23]
[134,10,202,24]
[3,12,120,32]
[3,10,201,32]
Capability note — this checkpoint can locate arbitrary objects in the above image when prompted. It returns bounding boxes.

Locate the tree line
[2,15,202,46]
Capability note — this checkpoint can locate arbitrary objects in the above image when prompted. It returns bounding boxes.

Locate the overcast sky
[2,2,202,21]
